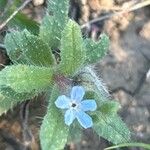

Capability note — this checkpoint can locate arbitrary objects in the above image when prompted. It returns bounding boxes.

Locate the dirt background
[0,0,150,150]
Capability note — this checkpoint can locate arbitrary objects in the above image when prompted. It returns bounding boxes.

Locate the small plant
[0,0,131,149]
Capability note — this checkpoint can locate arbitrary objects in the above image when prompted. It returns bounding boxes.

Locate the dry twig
[0,43,5,49]
[81,0,150,29]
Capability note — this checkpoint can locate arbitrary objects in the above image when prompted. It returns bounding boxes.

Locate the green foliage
[40,85,69,150]
[79,66,110,102]
[98,101,120,115]
[0,65,53,93]
[4,30,55,66]
[47,0,69,19]
[67,123,82,144]
[0,0,39,34]
[47,0,69,28]
[93,113,130,144]
[0,87,36,115]
[0,0,131,148]
[39,16,55,48]
[40,0,69,48]
[59,20,86,76]
[84,33,109,64]
[79,67,130,144]
[9,12,39,35]
[0,0,7,12]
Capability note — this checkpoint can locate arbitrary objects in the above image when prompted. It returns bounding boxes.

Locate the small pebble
[32,0,44,6]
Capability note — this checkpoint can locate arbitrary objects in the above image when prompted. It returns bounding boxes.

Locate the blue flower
[55,86,97,129]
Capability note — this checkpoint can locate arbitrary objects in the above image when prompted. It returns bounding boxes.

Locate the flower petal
[71,86,85,102]
[65,109,76,126]
[80,100,97,111]
[55,95,70,109]
[76,111,93,129]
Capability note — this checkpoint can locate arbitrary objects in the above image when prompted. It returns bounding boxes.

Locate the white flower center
[70,100,78,109]
[71,103,77,107]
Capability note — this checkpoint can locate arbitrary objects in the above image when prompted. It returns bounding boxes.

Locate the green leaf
[9,12,39,35]
[58,20,86,76]
[84,33,109,64]
[4,30,55,66]
[76,66,130,144]
[67,123,82,144]
[47,0,69,28]
[0,0,39,34]
[47,0,69,18]
[84,91,120,115]
[39,16,54,48]
[93,113,131,144]
[40,85,69,150]
[40,0,69,49]
[0,64,53,93]
[0,87,36,116]
[0,0,7,12]
[40,16,62,49]
[98,101,120,115]
[78,66,110,104]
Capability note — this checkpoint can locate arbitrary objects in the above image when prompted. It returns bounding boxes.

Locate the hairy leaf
[77,65,130,144]
[1,0,39,34]
[0,0,7,12]
[40,0,69,48]
[93,113,130,144]
[59,20,86,76]
[84,33,109,64]
[0,87,36,116]
[40,85,69,150]
[40,16,63,49]
[4,30,55,66]
[78,66,110,102]
[47,0,69,19]
[78,67,120,114]
[9,12,39,35]
[0,65,53,93]
[84,91,119,116]
[67,123,82,144]
[98,101,120,115]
